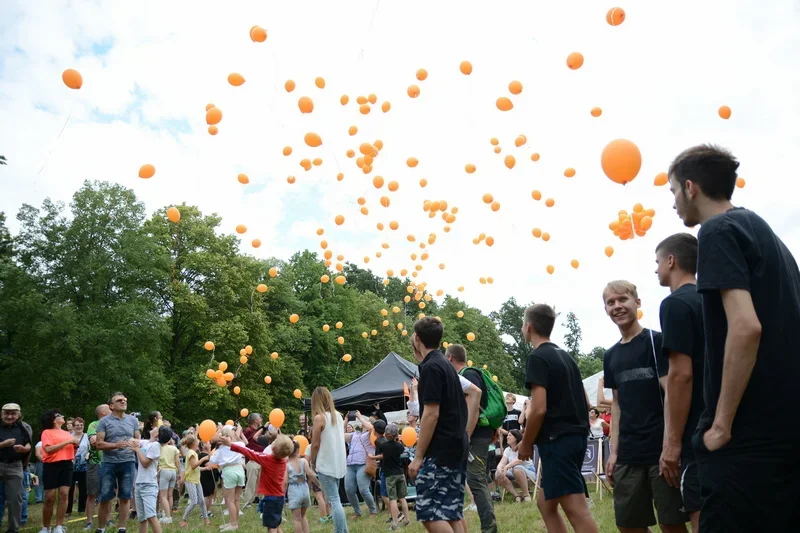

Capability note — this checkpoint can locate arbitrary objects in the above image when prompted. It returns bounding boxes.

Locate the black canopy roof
[303,352,419,413]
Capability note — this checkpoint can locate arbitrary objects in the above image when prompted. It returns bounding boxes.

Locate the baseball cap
[2,403,20,411]
[373,420,387,434]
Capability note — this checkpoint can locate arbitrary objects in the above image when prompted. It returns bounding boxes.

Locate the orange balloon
[298,96,314,114]
[407,157,419,168]
[465,163,476,174]
[531,153,541,162]
[335,214,345,225]
[564,168,576,178]
[388,181,399,192]
[252,239,261,248]
[204,341,215,351]
[545,198,555,208]
[206,369,215,379]
[419,178,428,187]
[315,77,325,89]
[654,172,668,186]
[546,265,555,275]
[504,155,516,169]
[228,73,245,86]
[571,259,580,269]
[515,135,527,147]
[294,435,310,455]
[237,173,249,184]
[605,246,615,258]
[359,104,370,115]
[264,375,272,384]
[62,69,83,89]
[606,7,626,26]
[250,26,267,42]
[566,52,584,70]
[373,176,385,188]
[269,409,285,428]
[138,164,155,179]
[285,80,296,92]
[459,61,473,75]
[407,85,420,98]
[531,190,542,201]
[166,207,180,223]
[289,313,300,323]
[496,97,513,111]
[591,107,603,118]
[206,107,222,125]
[294,389,302,399]
[718,106,732,120]
[198,420,216,442]
[208,126,218,136]
[508,81,523,95]
[416,68,428,81]
[381,101,391,112]
[304,132,322,147]
[235,224,247,234]
[736,177,745,188]
[340,95,349,105]
[401,426,418,446]
[601,139,642,185]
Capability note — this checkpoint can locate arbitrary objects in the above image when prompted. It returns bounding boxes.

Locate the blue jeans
[99,462,135,502]
[34,462,44,503]
[0,469,30,526]
[344,464,376,516]
[317,473,348,533]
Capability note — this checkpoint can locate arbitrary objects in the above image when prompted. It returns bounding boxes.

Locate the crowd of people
[2,144,800,533]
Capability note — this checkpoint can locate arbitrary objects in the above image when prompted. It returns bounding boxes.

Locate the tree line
[0,181,605,434]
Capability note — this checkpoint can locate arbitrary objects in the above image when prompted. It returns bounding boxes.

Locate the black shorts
[537,434,587,501]
[260,496,284,529]
[680,460,701,513]
[612,463,686,528]
[43,460,74,490]
[694,432,800,532]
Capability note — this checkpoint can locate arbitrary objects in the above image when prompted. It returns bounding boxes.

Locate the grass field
[18,489,618,533]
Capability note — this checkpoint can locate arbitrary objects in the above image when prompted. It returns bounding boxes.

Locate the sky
[1,0,800,353]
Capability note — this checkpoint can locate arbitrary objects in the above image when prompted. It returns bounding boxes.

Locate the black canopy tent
[303,352,419,413]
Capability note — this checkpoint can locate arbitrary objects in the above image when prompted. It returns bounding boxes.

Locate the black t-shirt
[603,329,667,465]
[659,283,705,463]
[374,435,387,466]
[502,409,522,447]
[418,349,468,467]
[697,208,800,448]
[376,439,405,476]
[460,367,493,440]
[524,343,589,445]
[0,421,31,463]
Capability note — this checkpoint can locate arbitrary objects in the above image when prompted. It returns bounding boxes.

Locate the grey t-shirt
[95,414,139,463]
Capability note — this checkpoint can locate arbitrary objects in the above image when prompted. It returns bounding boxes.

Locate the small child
[370,424,410,529]
[226,434,294,533]
[284,441,320,533]
[180,434,211,527]
[132,426,172,533]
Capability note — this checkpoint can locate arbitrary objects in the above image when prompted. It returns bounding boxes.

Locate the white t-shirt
[408,376,471,417]
[135,441,162,485]
[589,418,604,439]
[210,445,245,467]
[503,446,533,468]
[459,375,472,392]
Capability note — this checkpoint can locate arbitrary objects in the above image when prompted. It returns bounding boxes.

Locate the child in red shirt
[226,435,293,533]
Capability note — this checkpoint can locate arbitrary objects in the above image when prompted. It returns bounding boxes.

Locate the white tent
[582,370,611,407]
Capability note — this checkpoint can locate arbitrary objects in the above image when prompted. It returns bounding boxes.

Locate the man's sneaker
[117,527,127,533]
[159,517,173,524]
[53,526,66,533]
[39,528,51,533]
[466,504,478,512]
[83,522,93,530]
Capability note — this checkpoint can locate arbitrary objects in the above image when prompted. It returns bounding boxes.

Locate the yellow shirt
[184,449,201,484]
[158,445,180,471]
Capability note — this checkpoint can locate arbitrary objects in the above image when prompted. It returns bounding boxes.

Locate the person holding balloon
[209,426,245,530]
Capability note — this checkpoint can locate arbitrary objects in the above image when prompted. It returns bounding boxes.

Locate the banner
[582,439,600,474]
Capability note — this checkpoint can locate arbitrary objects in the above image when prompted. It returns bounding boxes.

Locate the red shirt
[230,443,286,497]
[600,413,611,437]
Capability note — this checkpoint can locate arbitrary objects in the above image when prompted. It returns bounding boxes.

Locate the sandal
[523,496,532,503]
[514,496,522,503]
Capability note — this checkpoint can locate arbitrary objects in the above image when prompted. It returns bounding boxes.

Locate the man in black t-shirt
[655,233,705,532]
[517,304,599,533]
[668,144,800,532]
[446,344,497,533]
[499,394,522,448]
[408,317,468,533]
[602,281,688,532]
[0,403,31,533]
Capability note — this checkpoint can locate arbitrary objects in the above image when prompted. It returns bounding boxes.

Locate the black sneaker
[118,528,126,533]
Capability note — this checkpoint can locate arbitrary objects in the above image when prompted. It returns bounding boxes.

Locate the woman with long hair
[40,410,79,533]
[308,387,348,533]
[494,429,537,503]
[209,425,246,530]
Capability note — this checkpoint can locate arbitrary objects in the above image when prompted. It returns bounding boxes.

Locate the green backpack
[459,366,507,429]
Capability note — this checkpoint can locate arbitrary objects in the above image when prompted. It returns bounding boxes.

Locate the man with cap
[0,403,32,533]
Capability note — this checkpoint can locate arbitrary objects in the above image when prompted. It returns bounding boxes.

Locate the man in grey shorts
[85,404,111,531]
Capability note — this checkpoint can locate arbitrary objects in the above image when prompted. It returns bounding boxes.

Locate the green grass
[20,489,617,533]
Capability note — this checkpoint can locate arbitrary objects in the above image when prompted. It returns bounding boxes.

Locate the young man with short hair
[655,233,705,532]
[446,343,497,533]
[667,144,800,532]
[602,281,688,533]
[517,304,598,533]
[408,317,468,533]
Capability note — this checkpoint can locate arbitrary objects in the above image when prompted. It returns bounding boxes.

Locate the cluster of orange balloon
[205,361,235,387]
[205,103,223,136]
[495,80,523,112]
[608,203,657,241]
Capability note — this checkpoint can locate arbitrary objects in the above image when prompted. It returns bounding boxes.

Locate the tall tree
[0,155,7,166]
[562,311,582,359]
[0,212,12,262]
[488,297,531,387]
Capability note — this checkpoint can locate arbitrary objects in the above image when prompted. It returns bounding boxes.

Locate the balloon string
[36,102,74,179]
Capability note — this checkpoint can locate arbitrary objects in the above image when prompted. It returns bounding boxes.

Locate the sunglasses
[54,413,64,419]
[113,398,128,403]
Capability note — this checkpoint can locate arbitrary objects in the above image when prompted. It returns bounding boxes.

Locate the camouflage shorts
[414,456,467,522]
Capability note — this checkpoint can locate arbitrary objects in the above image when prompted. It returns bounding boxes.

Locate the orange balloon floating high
[139,164,155,179]
[606,7,626,26]
[304,132,322,147]
[654,172,668,186]
[251,239,261,248]
[718,106,732,120]
[284,80,295,92]
[206,107,222,125]
[298,96,314,114]
[228,73,245,86]
[166,207,180,223]
[496,97,513,112]
[508,81,523,95]
[459,61,473,75]
[566,52,584,70]
[250,26,267,42]
[416,69,428,81]
[407,85,420,98]
[62,69,83,89]
[591,107,603,117]
[237,173,249,184]
[601,139,642,185]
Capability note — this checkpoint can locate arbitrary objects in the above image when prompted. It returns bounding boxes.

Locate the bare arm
[356,412,373,433]
[304,458,320,488]
[93,432,126,452]
[518,399,528,426]
[610,391,621,456]
[663,353,693,448]
[713,289,761,435]
[519,384,547,455]
[596,379,612,410]
[414,403,440,461]
[44,438,76,455]
[463,383,482,438]
[309,414,325,468]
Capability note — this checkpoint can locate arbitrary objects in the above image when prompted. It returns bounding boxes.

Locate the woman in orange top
[41,410,79,533]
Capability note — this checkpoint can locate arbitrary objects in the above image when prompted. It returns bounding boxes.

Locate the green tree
[488,297,531,387]
[562,311,582,358]
[0,212,11,262]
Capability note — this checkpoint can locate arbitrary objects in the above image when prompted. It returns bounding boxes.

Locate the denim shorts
[538,434,587,501]
[99,462,136,502]
[135,483,159,522]
[260,496,284,529]
[380,471,388,497]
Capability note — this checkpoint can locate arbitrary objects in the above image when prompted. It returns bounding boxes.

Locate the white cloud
[2,0,799,352]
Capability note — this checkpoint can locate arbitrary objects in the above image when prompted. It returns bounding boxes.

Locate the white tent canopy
[582,370,611,407]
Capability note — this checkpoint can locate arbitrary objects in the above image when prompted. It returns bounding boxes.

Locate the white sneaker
[39,528,51,533]
[238,511,244,516]
[466,504,478,512]
[159,517,173,524]
[223,509,229,516]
